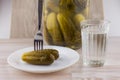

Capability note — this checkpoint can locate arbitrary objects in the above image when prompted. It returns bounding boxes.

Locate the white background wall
[103,0,120,37]
[0,0,11,39]
[0,0,120,39]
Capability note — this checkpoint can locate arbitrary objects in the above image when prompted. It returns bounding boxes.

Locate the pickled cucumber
[22,49,59,65]
[44,24,54,45]
[73,14,85,30]
[74,0,88,12]
[57,13,76,45]
[59,0,76,18]
[47,0,59,13]
[46,12,64,46]
[43,0,88,50]
[59,0,75,11]
[57,13,82,49]
[43,49,59,60]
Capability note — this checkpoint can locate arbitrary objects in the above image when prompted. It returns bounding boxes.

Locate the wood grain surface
[10,0,38,38]
[0,37,120,80]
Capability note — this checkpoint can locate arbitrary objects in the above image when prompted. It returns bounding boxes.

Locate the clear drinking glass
[81,19,110,67]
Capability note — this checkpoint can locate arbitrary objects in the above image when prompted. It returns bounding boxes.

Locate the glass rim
[81,19,111,26]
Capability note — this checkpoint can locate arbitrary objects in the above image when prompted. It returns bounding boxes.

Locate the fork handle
[38,0,43,30]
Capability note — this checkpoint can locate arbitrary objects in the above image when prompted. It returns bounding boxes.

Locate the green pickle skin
[22,49,59,65]
[44,0,87,50]
[46,12,64,46]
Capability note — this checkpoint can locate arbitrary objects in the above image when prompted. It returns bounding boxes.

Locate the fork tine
[41,40,43,50]
[37,41,39,51]
[34,40,36,51]
[38,41,40,50]
[35,41,38,51]
[34,40,43,51]
[40,41,42,50]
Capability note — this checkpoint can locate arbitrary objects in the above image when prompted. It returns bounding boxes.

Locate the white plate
[7,46,80,73]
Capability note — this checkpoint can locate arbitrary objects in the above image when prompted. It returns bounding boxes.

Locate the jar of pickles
[43,0,89,50]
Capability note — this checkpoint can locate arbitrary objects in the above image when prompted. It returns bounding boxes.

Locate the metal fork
[34,0,43,51]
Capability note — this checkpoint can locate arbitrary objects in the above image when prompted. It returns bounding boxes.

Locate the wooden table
[0,37,120,80]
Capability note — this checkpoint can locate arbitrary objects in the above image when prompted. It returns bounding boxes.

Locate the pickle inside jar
[43,0,88,50]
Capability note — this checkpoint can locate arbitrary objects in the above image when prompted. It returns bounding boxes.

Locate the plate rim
[7,46,80,73]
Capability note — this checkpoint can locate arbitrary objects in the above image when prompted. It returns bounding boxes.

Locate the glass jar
[43,0,89,50]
